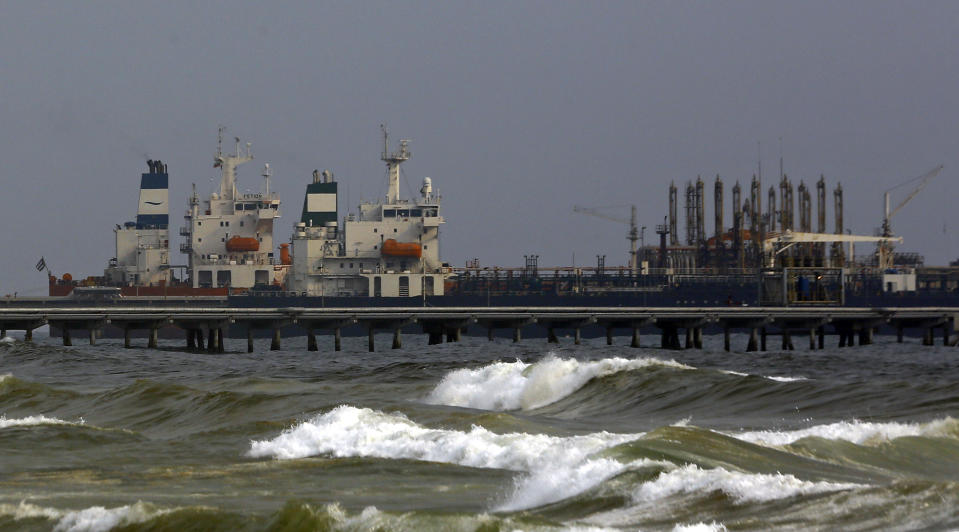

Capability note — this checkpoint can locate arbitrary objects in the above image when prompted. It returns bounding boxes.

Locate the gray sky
[2,1,958,294]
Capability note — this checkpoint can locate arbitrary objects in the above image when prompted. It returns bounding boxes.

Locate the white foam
[672,523,728,532]
[425,355,693,411]
[0,372,13,383]
[732,417,959,447]
[0,501,167,532]
[721,370,806,382]
[0,500,62,520]
[0,336,14,343]
[765,375,807,382]
[634,464,862,504]
[248,405,649,510]
[0,414,80,429]
[53,502,169,532]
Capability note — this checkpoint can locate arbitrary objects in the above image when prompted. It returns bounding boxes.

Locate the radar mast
[380,124,410,204]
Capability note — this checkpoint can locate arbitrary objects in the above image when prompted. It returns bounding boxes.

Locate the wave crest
[248,405,647,509]
[634,464,862,504]
[732,417,959,447]
[0,414,81,429]
[0,501,169,532]
[425,355,692,411]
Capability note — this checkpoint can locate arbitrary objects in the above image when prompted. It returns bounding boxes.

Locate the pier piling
[747,328,758,352]
[271,329,281,351]
[307,328,317,351]
[392,328,402,349]
[208,329,217,353]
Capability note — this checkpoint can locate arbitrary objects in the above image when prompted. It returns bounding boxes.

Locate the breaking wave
[248,404,648,509]
[0,500,169,532]
[732,417,959,447]
[0,414,81,429]
[633,464,863,503]
[424,355,693,411]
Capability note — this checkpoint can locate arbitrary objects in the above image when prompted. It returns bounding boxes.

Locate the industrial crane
[572,205,639,274]
[762,230,901,269]
[879,165,944,269]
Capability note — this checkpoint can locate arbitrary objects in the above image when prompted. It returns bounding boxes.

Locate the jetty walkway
[0,306,956,352]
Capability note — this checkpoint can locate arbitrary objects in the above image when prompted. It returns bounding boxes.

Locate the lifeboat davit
[226,236,259,252]
[381,239,422,258]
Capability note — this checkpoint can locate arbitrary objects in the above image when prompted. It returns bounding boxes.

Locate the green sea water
[1,330,958,531]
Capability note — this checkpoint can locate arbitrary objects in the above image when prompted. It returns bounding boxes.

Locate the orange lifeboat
[226,236,259,252]
[381,239,422,258]
[279,243,292,265]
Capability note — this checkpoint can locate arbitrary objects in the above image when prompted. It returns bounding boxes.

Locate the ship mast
[214,126,253,202]
[381,124,410,204]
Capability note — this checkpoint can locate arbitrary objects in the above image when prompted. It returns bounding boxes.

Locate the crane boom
[879,164,944,270]
[762,230,902,268]
[572,204,639,274]
[884,165,944,232]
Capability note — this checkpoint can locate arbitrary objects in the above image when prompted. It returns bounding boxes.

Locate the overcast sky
[2,1,958,294]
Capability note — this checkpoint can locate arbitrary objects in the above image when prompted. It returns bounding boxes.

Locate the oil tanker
[45,128,959,309]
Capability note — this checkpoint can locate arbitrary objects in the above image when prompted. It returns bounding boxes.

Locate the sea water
[1,330,958,531]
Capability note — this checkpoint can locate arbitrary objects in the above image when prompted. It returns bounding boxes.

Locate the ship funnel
[137,159,169,229]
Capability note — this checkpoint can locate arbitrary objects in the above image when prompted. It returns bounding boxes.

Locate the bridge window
[411,209,422,217]
[397,209,410,217]
[384,209,396,217]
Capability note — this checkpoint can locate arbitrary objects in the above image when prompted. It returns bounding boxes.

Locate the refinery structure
[46,127,956,307]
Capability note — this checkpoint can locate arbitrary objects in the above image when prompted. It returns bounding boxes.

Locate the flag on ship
[35,257,46,271]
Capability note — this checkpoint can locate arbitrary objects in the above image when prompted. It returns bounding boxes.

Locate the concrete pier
[3,306,956,355]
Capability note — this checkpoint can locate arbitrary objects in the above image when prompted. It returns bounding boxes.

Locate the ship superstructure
[180,129,285,289]
[102,160,172,286]
[287,127,448,297]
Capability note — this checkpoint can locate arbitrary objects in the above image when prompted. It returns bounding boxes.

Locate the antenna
[217,125,224,157]
[757,141,762,183]
[779,136,784,180]
[262,163,272,196]
[381,124,388,159]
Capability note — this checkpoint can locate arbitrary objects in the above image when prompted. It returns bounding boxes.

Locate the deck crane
[879,165,944,269]
[572,205,639,275]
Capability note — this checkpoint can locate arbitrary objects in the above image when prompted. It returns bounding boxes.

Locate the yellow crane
[879,165,944,269]
[572,205,639,274]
